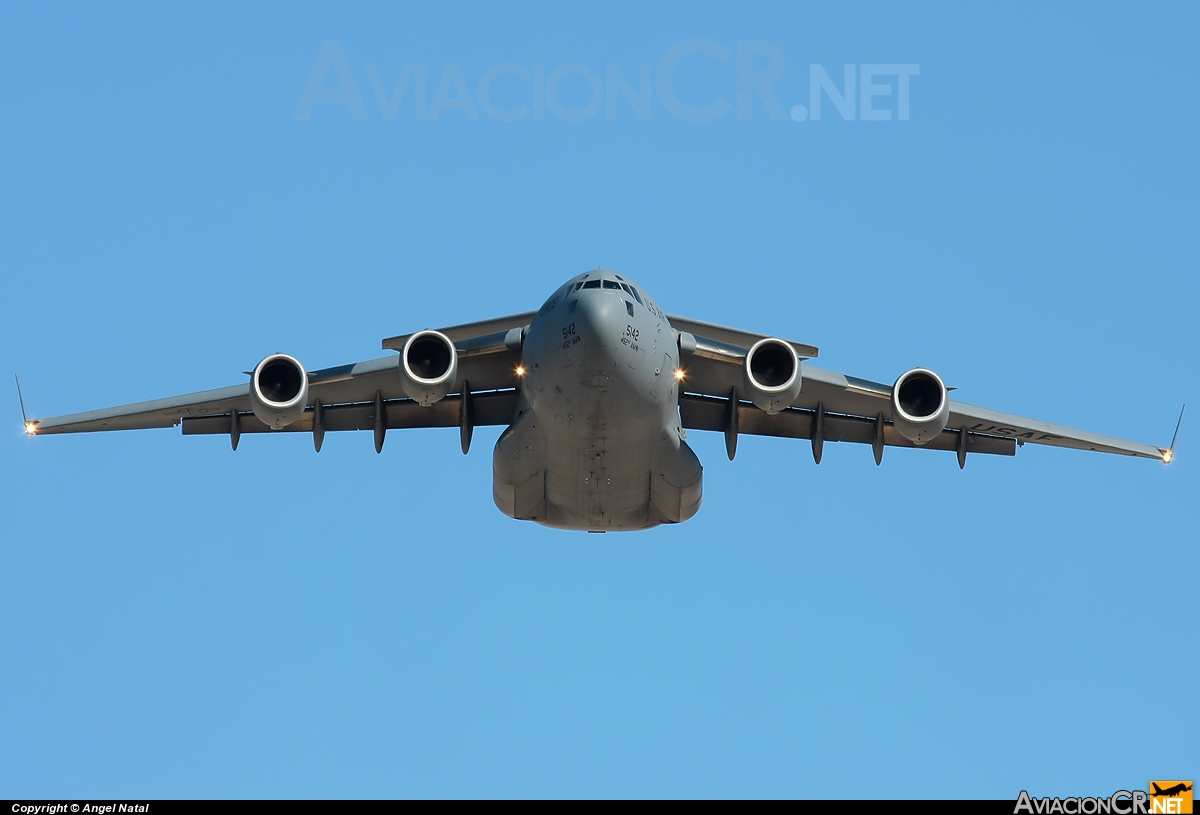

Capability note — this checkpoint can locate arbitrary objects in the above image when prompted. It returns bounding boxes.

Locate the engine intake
[891,368,950,444]
[400,330,457,406]
[250,353,309,429]
[743,338,802,414]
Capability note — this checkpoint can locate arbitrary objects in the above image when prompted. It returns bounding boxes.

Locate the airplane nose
[573,290,626,352]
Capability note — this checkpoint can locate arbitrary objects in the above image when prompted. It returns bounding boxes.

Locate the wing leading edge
[25,315,530,437]
[673,322,1171,464]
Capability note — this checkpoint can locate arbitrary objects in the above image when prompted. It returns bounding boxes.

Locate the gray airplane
[20,270,1182,532]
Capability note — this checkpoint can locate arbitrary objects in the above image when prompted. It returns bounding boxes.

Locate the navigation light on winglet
[25,421,37,436]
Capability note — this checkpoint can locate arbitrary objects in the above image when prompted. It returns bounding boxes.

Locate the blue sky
[1,1,1195,799]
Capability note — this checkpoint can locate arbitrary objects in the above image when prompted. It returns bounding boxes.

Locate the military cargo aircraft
[20,270,1181,532]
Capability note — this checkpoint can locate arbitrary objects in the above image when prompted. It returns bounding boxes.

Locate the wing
[26,315,529,441]
[671,316,1170,464]
[666,314,819,359]
[381,311,536,351]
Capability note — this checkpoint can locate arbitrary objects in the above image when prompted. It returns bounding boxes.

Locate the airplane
[1151,783,1193,798]
[18,269,1183,532]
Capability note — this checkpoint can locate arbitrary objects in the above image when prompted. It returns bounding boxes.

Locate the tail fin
[1152,783,1164,795]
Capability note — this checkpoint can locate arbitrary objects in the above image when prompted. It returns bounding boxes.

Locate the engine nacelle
[742,338,802,414]
[399,330,457,406]
[249,353,309,430]
[891,368,950,444]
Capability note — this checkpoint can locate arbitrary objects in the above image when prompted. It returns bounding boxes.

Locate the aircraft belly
[542,411,659,531]
[534,408,702,531]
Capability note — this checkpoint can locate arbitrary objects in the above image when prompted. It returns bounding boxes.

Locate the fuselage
[491,271,703,531]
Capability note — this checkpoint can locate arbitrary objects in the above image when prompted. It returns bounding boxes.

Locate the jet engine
[891,368,950,444]
[742,338,802,414]
[399,330,458,406]
[249,353,309,429]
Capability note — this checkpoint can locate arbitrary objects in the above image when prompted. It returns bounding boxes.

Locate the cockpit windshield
[576,276,641,300]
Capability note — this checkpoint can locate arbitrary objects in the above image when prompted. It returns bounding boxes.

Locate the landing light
[1163,449,1173,464]
[516,366,525,377]
[674,369,685,381]
[24,421,37,436]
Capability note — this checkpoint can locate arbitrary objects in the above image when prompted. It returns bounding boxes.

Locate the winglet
[15,375,37,435]
[1162,404,1184,464]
